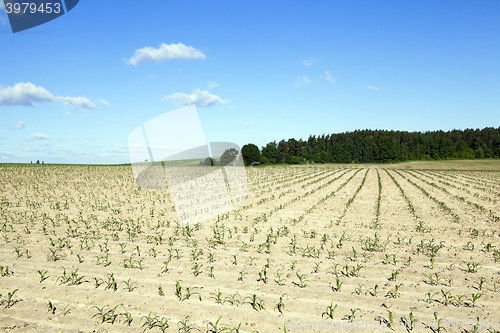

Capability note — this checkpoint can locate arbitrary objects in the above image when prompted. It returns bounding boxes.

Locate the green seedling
[469,293,482,307]
[343,308,360,323]
[295,271,309,288]
[122,278,137,292]
[322,301,337,319]
[237,270,248,281]
[473,277,488,292]
[386,309,395,330]
[367,284,379,296]
[425,291,439,303]
[440,289,453,306]
[274,294,286,314]
[432,312,448,333]
[275,269,287,286]
[206,315,225,333]
[140,312,159,330]
[387,283,403,298]
[210,288,223,304]
[38,270,48,283]
[89,305,119,324]
[243,294,265,311]
[158,285,164,296]
[62,305,71,315]
[224,292,241,306]
[353,284,364,295]
[47,300,56,314]
[178,318,198,333]
[119,306,133,326]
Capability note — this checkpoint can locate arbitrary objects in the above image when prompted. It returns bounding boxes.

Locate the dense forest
[240,127,500,165]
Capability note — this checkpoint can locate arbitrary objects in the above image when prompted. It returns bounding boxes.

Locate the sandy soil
[0,163,499,332]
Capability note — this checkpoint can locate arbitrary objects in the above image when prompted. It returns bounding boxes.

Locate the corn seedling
[425,291,439,303]
[224,292,241,306]
[38,270,48,283]
[367,284,379,296]
[274,294,286,314]
[431,312,448,333]
[238,270,248,281]
[158,285,164,296]
[469,292,482,307]
[243,294,265,311]
[295,271,309,288]
[47,300,56,314]
[140,312,159,330]
[89,305,119,324]
[386,309,395,330]
[387,283,403,298]
[119,306,133,326]
[178,318,198,333]
[210,288,223,304]
[343,308,360,323]
[122,278,137,292]
[322,301,337,319]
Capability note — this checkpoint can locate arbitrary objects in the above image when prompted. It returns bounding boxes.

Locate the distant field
[0,162,499,332]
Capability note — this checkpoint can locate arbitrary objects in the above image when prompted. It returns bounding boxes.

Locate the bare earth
[0,162,499,332]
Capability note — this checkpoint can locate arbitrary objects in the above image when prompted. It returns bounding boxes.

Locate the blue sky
[1,0,499,164]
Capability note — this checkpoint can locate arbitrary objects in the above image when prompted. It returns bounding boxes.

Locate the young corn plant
[47,300,56,314]
[322,301,337,319]
[343,308,360,323]
[274,294,286,314]
[367,284,379,296]
[243,294,265,311]
[122,278,137,292]
[295,271,309,288]
[38,270,48,283]
[210,288,223,304]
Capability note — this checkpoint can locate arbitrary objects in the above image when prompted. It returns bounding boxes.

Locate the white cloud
[303,59,314,67]
[8,121,26,130]
[207,81,218,90]
[324,71,336,83]
[127,43,206,66]
[65,111,72,116]
[0,82,97,109]
[163,89,230,107]
[25,133,51,142]
[56,96,96,109]
[294,76,311,87]
[0,82,54,106]
[367,85,379,91]
[99,99,111,107]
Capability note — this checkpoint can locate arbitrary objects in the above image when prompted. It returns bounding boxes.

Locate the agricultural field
[0,162,500,332]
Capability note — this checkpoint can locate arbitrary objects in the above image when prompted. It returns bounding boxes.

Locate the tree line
[240,127,500,165]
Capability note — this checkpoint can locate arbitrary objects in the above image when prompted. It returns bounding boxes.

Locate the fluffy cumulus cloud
[0,82,54,106]
[163,89,230,107]
[0,82,97,109]
[25,133,51,141]
[367,85,379,91]
[8,121,26,129]
[294,76,311,87]
[127,43,206,66]
[324,71,336,83]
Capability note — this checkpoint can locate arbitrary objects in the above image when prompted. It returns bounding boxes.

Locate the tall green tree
[241,144,261,166]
